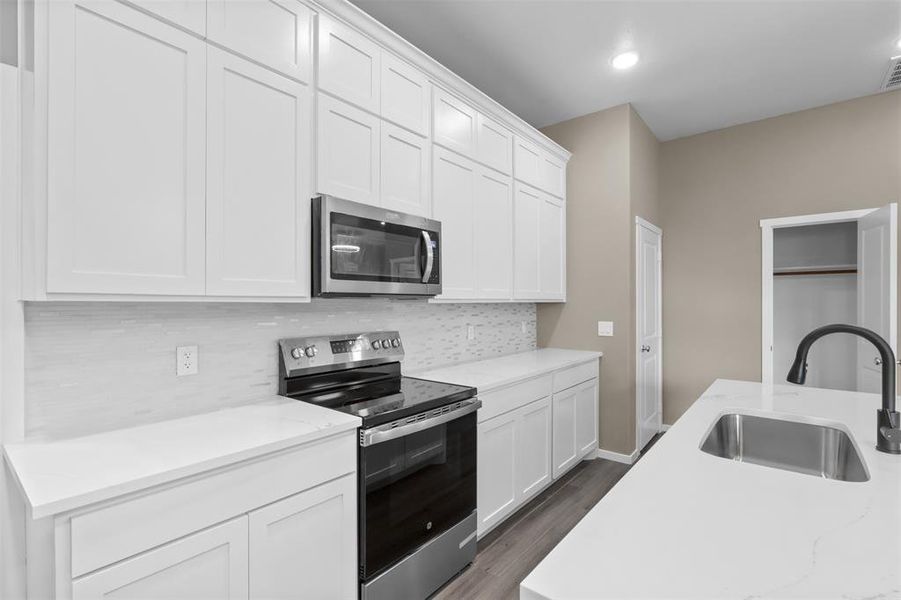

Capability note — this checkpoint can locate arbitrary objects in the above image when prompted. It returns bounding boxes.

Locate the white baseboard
[596,447,640,465]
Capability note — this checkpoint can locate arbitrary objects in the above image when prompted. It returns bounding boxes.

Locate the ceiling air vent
[882,56,901,91]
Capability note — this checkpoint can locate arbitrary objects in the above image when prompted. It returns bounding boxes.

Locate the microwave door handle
[421,231,434,283]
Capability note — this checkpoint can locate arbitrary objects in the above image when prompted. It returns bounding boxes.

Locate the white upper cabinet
[317,93,381,205]
[539,194,565,300]
[433,87,477,158]
[381,52,430,137]
[126,0,206,35]
[207,0,313,83]
[46,0,206,295]
[432,147,477,298]
[476,113,512,175]
[513,183,541,299]
[206,49,312,298]
[541,152,566,198]
[475,170,513,299]
[318,14,380,113]
[513,136,542,189]
[381,122,430,217]
[249,475,356,600]
[73,517,249,600]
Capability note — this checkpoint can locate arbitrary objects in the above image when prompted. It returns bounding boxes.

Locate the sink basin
[700,413,869,482]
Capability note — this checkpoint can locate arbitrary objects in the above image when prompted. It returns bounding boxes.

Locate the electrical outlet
[597,321,614,337]
[467,325,476,341]
[176,345,198,376]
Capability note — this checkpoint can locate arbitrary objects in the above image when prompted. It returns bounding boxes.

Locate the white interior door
[857,203,898,393]
[636,219,662,451]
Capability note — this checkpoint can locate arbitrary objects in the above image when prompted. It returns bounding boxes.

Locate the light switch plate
[467,325,476,341]
[597,321,614,337]
[176,345,198,376]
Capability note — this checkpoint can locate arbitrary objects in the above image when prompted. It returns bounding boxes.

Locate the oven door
[359,400,479,581]
[314,195,441,296]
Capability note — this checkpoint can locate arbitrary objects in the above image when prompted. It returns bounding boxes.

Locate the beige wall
[660,90,901,423]
[538,104,660,455]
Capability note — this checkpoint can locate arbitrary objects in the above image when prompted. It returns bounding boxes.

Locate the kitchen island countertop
[521,379,900,600]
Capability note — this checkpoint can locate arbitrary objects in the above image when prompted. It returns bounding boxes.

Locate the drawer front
[553,361,598,393]
[70,431,355,577]
[478,375,552,423]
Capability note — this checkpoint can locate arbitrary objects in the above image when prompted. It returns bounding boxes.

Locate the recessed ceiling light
[612,51,639,70]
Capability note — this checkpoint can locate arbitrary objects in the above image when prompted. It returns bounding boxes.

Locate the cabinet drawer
[478,375,552,423]
[553,361,598,393]
[70,432,355,577]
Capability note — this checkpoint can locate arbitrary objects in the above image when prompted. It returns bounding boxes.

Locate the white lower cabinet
[477,397,551,537]
[249,475,357,600]
[73,517,249,600]
[553,379,598,479]
[477,362,598,537]
[477,409,518,535]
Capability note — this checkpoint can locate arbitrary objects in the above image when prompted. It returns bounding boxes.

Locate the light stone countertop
[3,397,360,519]
[520,379,901,600]
[412,348,602,392]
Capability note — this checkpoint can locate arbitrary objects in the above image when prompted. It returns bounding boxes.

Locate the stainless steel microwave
[312,195,442,297]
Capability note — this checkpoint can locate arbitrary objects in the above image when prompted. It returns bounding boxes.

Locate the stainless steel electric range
[278,331,480,600]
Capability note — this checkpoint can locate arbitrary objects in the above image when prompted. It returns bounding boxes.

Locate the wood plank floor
[430,442,658,600]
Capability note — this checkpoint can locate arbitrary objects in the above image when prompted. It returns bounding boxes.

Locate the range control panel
[279,331,404,375]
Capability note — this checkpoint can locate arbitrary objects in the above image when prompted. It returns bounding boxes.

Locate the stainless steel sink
[700,413,869,482]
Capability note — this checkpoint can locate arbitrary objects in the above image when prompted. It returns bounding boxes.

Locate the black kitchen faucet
[787,324,901,454]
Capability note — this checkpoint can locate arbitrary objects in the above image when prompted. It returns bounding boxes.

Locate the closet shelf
[773,265,857,276]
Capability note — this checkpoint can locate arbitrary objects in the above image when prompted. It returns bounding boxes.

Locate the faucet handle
[877,409,901,454]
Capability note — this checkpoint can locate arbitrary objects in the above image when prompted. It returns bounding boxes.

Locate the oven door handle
[360,398,481,447]
[420,231,434,284]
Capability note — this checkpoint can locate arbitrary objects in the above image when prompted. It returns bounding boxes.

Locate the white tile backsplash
[24,299,536,440]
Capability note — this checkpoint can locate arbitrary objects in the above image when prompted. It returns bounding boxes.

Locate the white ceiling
[349,0,901,141]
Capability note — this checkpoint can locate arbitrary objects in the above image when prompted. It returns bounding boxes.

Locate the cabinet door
[317,94,380,205]
[433,147,477,299]
[206,49,312,297]
[575,379,599,458]
[539,194,565,300]
[249,475,356,600]
[47,0,206,295]
[552,387,578,479]
[516,397,552,502]
[477,114,512,175]
[477,411,518,537]
[433,88,476,158]
[381,122,430,217]
[475,169,513,299]
[72,517,248,600]
[541,153,565,198]
[513,136,541,188]
[127,0,205,35]
[207,0,313,83]
[318,14,380,113]
[513,183,541,299]
[381,52,429,136]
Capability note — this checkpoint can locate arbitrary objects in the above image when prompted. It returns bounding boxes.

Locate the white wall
[24,300,536,440]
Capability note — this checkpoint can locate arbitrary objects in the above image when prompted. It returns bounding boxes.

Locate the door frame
[635,216,663,452]
[759,206,897,385]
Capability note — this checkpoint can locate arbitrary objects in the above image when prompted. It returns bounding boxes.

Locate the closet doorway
[761,205,897,392]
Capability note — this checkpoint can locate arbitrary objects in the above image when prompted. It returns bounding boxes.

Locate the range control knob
[290,347,303,360]
[371,340,380,350]
[381,339,391,349]
[304,345,318,358]
[391,338,400,348]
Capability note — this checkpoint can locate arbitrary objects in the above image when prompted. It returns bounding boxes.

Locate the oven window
[330,212,436,282]
[360,412,476,579]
